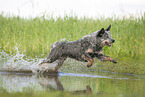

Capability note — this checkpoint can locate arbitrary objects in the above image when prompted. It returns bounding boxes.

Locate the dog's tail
[50,41,68,49]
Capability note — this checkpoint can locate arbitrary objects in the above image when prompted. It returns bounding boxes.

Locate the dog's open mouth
[105,41,112,47]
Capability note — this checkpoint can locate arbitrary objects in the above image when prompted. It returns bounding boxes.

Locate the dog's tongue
[105,42,112,46]
[108,43,111,46]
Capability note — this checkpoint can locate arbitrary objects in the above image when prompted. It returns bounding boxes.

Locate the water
[0,47,145,97]
[0,47,59,74]
[0,71,144,97]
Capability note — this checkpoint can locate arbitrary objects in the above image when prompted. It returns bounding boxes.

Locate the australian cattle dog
[40,25,117,71]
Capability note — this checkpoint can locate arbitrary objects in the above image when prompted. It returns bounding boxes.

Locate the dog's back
[50,41,68,49]
[49,39,93,62]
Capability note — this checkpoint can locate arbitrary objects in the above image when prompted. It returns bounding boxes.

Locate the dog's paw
[39,60,46,66]
[112,60,117,63]
[87,64,91,68]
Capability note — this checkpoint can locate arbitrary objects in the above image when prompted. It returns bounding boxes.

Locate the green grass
[0,13,145,75]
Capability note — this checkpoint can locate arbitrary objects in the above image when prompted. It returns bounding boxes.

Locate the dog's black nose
[112,39,115,43]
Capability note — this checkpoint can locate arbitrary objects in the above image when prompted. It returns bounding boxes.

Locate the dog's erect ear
[97,28,105,37]
[106,24,111,31]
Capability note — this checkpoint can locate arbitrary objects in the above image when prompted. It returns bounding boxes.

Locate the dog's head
[97,25,115,47]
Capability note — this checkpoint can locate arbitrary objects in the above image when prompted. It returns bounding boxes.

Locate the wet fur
[40,25,117,71]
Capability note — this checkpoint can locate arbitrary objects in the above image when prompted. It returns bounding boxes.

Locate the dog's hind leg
[39,57,58,66]
[39,48,60,66]
[55,57,67,71]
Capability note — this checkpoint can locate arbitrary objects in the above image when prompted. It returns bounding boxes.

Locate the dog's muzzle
[105,39,115,47]
[112,39,115,43]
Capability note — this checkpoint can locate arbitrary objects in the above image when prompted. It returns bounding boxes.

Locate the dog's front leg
[85,52,94,68]
[97,54,117,63]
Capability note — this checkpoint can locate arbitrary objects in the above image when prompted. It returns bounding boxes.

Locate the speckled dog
[40,25,117,71]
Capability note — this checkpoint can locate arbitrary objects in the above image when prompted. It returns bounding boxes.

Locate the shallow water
[0,49,145,97]
[0,71,144,97]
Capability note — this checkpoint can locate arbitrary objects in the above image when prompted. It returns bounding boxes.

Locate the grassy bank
[0,14,145,74]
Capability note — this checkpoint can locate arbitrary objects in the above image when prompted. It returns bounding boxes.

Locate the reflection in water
[73,85,92,94]
[38,75,92,94]
[38,74,64,91]
[0,71,144,96]
[0,72,92,95]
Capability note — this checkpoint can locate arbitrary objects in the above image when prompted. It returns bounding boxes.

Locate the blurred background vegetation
[0,13,145,74]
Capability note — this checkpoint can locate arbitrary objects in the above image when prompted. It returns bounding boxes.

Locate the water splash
[0,47,58,73]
